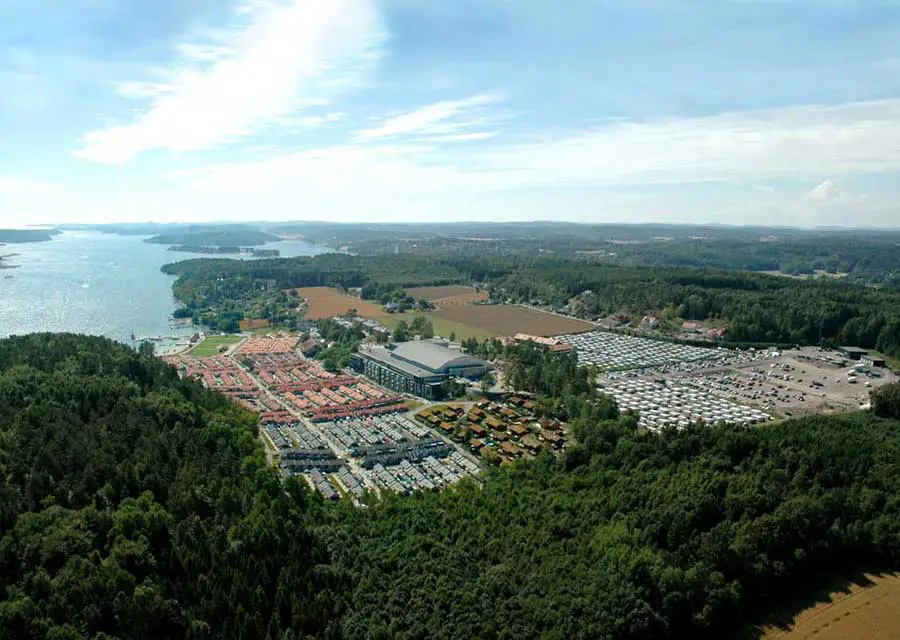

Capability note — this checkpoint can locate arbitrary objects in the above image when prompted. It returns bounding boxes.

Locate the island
[145,226,280,247]
[0,228,59,243]
[167,245,281,257]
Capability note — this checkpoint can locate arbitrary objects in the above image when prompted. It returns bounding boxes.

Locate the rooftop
[391,341,489,374]
[357,346,441,379]
[840,346,870,354]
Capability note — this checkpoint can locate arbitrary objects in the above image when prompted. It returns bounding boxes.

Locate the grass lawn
[190,335,244,356]
[380,312,495,341]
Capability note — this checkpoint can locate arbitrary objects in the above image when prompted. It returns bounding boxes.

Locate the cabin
[521,435,542,455]
[509,423,530,437]
[500,442,524,458]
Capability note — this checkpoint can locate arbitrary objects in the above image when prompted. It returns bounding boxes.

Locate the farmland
[764,573,900,639]
[190,335,244,356]
[298,286,387,320]
[380,312,495,341]
[405,285,489,306]
[438,304,594,337]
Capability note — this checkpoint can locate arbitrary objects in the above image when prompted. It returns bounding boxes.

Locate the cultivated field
[764,573,900,640]
[438,305,594,337]
[190,335,244,356]
[405,285,489,306]
[239,318,270,330]
[380,313,495,341]
[298,287,387,320]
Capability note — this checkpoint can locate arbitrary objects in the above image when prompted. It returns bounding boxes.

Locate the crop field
[380,312,494,341]
[764,573,900,640]
[404,285,489,306]
[239,318,270,330]
[190,335,244,356]
[437,304,594,337]
[298,287,387,320]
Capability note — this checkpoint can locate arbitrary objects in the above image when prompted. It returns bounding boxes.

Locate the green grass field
[190,335,244,356]
[379,313,495,341]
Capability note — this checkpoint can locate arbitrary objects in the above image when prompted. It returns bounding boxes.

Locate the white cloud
[478,99,900,186]
[804,179,842,202]
[357,93,502,141]
[74,0,386,164]
[272,112,346,129]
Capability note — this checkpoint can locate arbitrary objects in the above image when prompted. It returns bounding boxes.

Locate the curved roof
[391,341,489,374]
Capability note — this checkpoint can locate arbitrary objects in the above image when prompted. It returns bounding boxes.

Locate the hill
[2,335,900,638]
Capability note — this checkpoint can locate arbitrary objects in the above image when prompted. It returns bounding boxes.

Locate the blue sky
[2,0,900,227]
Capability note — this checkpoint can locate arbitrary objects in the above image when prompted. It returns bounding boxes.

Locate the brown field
[405,285,489,306]
[436,305,593,337]
[239,318,270,330]
[764,573,900,640]
[298,287,387,320]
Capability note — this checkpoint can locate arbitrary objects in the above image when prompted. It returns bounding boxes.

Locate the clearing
[297,287,387,320]
[191,335,245,356]
[437,305,594,337]
[405,285,489,307]
[763,572,900,640]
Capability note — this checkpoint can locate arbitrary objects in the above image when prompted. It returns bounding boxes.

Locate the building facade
[350,341,491,400]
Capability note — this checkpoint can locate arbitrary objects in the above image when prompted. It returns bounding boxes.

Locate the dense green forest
[264,222,900,282]
[3,335,900,638]
[146,226,280,248]
[0,334,337,639]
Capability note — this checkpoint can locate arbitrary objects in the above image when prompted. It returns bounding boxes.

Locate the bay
[0,231,325,346]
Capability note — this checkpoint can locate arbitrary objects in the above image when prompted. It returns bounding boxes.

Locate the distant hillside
[0,228,59,243]
[146,226,280,247]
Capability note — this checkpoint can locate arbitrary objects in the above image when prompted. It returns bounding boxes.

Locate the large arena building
[350,341,491,400]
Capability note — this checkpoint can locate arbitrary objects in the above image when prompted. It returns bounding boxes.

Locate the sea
[0,231,325,350]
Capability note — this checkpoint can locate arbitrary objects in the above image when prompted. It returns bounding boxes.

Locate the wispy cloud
[173,98,900,199]
[804,179,843,202]
[356,93,502,141]
[74,0,386,164]
[477,99,900,186]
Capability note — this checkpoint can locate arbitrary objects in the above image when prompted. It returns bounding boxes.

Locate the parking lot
[560,331,718,370]
[600,346,895,420]
[601,378,770,431]
[363,451,481,494]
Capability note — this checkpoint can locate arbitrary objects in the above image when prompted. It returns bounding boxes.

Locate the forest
[162,250,900,358]
[3,334,900,638]
[145,226,280,248]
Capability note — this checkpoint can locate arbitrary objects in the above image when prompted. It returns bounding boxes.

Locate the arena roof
[391,341,489,374]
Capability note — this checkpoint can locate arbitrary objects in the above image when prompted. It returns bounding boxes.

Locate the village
[164,309,897,503]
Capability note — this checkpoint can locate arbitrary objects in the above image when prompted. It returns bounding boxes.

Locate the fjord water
[0,231,323,343]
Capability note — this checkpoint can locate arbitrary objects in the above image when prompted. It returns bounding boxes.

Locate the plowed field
[437,305,593,337]
[764,573,900,640]
[298,287,387,320]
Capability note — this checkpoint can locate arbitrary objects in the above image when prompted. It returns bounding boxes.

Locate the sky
[2,0,900,228]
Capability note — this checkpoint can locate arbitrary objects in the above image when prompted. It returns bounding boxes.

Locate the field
[437,305,594,337]
[381,312,495,341]
[190,335,245,356]
[405,285,489,306]
[764,573,900,639]
[239,318,270,330]
[298,287,387,320]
